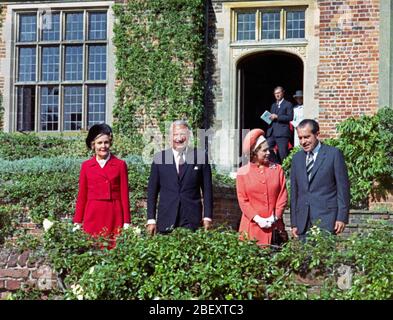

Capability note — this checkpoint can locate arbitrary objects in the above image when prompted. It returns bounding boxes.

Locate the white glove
[253,215,271,229]
[72,223,82,232]
[260,218,273,229]
[123,223,131,230]
[265,214,276,227]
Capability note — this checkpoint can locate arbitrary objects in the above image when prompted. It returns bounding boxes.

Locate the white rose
[43,218,54,232]
[310,225,321,236]
[132,226,142,236]
[70,284,84,300]
[72,223,82,232]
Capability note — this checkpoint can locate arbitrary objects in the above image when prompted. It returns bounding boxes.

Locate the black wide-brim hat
[86,123,113,149]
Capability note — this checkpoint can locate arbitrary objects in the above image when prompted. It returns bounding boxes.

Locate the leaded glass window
[237,13,256,41]
[235,8,306,42]
[286,11,305,39]
[14,9,108,132]
[261,12,280,40]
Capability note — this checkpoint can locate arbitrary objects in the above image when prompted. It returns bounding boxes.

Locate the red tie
[178,152,185,176]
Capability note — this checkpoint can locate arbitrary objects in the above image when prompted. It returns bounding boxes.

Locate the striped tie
[306,152,314,181]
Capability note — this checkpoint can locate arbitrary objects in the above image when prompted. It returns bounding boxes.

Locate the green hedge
[112,0,205,138]
[0,157,81,223]
[0,133,88,160]
[11,220,392,300]
[0,132,155,160]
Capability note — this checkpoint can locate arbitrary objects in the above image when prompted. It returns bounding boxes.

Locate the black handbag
[271,212,289,246]
[271,224,289,246]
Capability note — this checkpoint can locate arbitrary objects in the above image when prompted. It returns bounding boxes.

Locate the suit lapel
[88,156,109,179]
[300,151,308,184]
[309,144,327,183]
[273,103,278,114]
[104,155,118,180]
[165,149,178,178]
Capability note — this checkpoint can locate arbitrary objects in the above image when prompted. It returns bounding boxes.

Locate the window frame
[233,6,307,43]
[10,3,112,133]
[236,11,257,42]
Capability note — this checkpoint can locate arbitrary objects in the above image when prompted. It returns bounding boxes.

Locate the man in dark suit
[146,120,213,235]
[266,86,294,164]
[290,119,350,240]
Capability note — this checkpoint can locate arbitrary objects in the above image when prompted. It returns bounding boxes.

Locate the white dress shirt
[276,98,284,109]
[172,148,186,173]
[309,141,321,162]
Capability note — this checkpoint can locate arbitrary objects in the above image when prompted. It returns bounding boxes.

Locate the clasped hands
[253,214,276,229]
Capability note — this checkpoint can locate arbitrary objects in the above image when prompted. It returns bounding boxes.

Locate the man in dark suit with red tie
[146,120,213,235]
[266,86,294,164]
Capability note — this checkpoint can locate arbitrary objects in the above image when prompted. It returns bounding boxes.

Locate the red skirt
[82,199,124,248]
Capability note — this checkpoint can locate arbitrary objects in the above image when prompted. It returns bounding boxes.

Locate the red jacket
[74,154,131,237]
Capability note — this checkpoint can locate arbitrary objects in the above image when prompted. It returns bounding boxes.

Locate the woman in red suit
[73,124,131,245]
[237,129,288,246]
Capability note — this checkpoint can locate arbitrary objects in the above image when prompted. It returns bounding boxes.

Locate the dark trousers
[297,216,312,242]
[159,202,197,234]
[267,136,290,164]
[174,203,196,231]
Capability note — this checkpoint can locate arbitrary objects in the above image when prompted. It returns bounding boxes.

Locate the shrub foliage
[21,220,391,300]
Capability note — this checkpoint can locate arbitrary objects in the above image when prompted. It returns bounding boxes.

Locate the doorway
[237,51,304,155]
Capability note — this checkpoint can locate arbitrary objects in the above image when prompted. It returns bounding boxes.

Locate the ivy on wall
[112,0,206,139]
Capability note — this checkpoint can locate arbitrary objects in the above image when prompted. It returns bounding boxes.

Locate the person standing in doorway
[291,90,305,147]
[266,86,294,164]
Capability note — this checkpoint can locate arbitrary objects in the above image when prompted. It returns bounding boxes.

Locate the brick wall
[317,0,380,138]
[0,249,57,299]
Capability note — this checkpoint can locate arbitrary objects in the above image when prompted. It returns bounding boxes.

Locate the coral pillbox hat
[242,128,265,155]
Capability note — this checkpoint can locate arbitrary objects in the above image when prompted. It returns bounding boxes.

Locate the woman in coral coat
[73,124,131,243]
[237,129,288,246]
